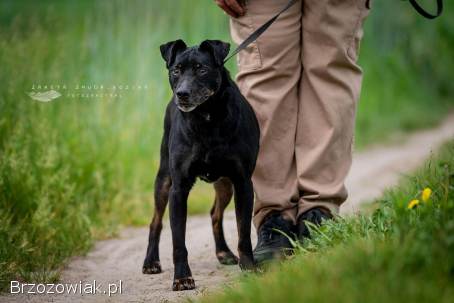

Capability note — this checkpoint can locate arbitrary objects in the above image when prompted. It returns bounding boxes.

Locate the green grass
[0,0,453,291]
[199,141,454,303]
[356,1,454,146]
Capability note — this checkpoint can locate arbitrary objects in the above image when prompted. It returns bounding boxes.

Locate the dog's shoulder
[224,81,260,136]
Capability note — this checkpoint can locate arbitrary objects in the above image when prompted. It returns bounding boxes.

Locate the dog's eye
[171,68,180,76]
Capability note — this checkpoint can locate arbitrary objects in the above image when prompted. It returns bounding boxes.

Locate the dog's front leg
[169,177,195,291]
[233,177,255,270]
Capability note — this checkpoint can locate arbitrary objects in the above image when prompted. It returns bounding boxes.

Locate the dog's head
[160,39,230,112]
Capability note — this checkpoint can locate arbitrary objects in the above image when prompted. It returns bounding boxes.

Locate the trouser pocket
[347,0,371,61]
[229,1,264,71]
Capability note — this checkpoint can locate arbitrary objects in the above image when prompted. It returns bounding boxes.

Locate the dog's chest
[192,146,227,183]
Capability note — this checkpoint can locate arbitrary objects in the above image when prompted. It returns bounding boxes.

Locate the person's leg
[230,0,303,229]
[296,0,370,219]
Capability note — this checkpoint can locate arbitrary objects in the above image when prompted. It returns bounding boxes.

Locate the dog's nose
[176,90,190,100]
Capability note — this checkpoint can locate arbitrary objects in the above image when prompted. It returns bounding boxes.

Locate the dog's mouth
[177,104,198,112]
[175,90,214,113]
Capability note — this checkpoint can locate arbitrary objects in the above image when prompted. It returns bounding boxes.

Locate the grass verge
[199,140,454,303]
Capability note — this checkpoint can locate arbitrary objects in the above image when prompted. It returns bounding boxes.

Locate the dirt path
[3,115,454,303]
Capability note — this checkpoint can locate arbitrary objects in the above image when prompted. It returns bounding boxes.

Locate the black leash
[223,0,297,64]
[409,0,443,19]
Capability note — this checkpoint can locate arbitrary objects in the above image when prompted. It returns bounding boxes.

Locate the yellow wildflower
[421,187,432,202]
[407,199,420,209]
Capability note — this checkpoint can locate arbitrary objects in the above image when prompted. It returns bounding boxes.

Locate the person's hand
[214,0,246,18]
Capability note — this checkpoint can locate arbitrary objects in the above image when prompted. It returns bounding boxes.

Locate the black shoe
[253,213,295,264]
[297,207,332,240]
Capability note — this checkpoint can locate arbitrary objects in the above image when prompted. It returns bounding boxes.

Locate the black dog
[142,39,260,291]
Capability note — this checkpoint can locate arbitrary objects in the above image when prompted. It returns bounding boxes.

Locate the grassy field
[200,141,454,303]
[0,0,453,289]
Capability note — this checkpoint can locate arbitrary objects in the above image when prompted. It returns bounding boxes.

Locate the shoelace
[259,218,288,242]
[258,224,275,241]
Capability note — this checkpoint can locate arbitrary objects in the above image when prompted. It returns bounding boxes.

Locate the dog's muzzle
[175,90,214,112]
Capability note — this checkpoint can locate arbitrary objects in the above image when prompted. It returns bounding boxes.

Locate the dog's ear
[160,39,187,68]
[199,40,230,66]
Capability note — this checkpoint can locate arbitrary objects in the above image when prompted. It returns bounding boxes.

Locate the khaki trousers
[230,0,370,228]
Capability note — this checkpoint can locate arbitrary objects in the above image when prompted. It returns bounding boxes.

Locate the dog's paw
[172,277,195,291]
[239,257,256,272]
[142,261,162,274]
[216,251,239,265]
